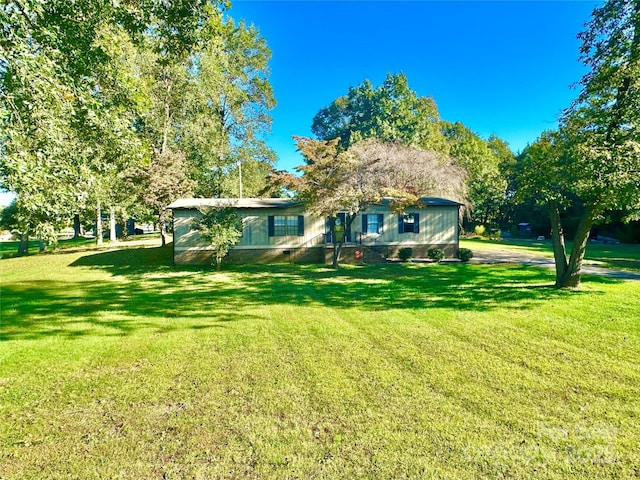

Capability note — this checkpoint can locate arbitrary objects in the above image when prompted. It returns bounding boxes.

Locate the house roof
[168,196,462,211]
[378,197,463,207]
[167,198,301,210]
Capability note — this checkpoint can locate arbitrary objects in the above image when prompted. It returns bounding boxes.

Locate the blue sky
[229,0,601,173]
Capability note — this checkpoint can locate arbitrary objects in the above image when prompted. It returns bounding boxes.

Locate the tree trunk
[238,160,243,199]
[109,206,117,242]
[73,213,82,239]
[96,200,103,245]
[161,83,171,155]
[18,232,29,255]
[548,201,568,286]
[159,209,167,247]
[331,213,356,269]
[556,206,594,288]
[332,240,344,269]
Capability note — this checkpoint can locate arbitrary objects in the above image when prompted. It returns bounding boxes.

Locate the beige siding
[423,208,459,244]
[355,206,459,246]
[173,210,203,250]
[173,207,325,255]
[239,215,266,246]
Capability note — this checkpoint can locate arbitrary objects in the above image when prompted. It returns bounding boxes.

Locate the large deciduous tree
[138,9,276,203]
[293,136,466,268]
[2,0,276,252]
[312,73,450,154]
[311,74,513,230]
[1,1,150,248]
[518,0,640,288]
[183,17,276,198]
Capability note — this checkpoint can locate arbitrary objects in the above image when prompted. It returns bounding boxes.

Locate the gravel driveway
[470,249,640,281]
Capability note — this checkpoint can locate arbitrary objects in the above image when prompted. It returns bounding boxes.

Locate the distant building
[518,222,532,236]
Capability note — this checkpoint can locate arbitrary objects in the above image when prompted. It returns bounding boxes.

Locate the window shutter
[378,214,384,234]
[297,215,304,236]
[414,213,420,233]
[362,214,367,234]
[398,215,404,234]
[268,215,274,237]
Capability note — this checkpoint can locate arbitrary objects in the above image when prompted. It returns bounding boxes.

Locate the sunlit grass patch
[1,246,639,478]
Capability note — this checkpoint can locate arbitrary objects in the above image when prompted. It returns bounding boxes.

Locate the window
[268,215,304,236]
[367,215,379,234]
[362,214,384,234]
[287,216,298,235]
[273,215,287,236]
[399,213,420,234]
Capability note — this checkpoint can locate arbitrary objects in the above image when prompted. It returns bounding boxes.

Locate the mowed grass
[0,233,162,259]
[462,237,640,273]
[1,245,639,479]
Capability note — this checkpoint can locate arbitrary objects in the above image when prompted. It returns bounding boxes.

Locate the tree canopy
[311,73,450,154]
[1,0,150,248]
[442,122,511,227]
[515,0,640,288]
[1,0,276,252]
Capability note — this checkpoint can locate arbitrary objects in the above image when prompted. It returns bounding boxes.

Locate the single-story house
[167,197,462,265]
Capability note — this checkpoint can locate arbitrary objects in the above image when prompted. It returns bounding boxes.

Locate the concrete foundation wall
[330,244,459,265]
[175,243,458,266]
[174,246,325,265]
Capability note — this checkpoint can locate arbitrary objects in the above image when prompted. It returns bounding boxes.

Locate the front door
[326,213,352,243]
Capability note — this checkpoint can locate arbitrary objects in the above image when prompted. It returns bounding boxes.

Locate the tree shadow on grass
[1,277,259,341]
[1,246,613,341]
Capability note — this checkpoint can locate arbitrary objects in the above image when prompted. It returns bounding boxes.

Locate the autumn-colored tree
[293,137,466,268]
[142,150,195,246]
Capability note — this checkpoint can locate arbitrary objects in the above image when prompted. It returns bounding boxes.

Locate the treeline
[1,0,275,251]
[307,67,640,249]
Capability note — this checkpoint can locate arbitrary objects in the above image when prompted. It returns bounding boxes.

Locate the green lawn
[0,239,42,258]
[462,237,640,273]
[0,233,161,259]
[1,245,639,479]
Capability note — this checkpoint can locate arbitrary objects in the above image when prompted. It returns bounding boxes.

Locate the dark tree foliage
[516,0,640,288]
[311,73,449,153]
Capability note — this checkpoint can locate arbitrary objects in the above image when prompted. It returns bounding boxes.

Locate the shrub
[193,206,243,269]
[398,247,413,262]
[457,248,473,263]
[474,224,486,236]
[427,247,444,262]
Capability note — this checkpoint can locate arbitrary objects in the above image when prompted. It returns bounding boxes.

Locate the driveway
[470,249,640,281]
